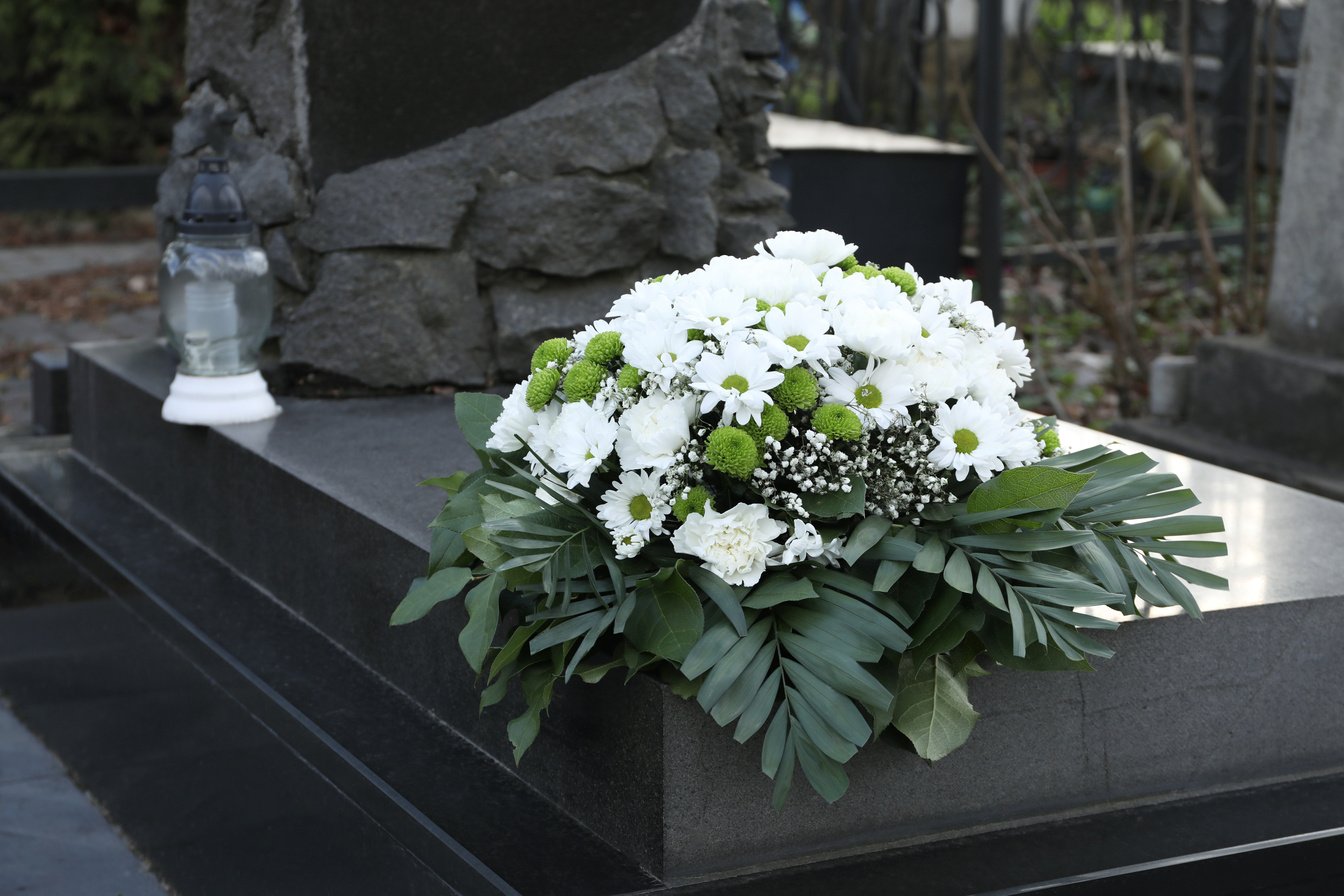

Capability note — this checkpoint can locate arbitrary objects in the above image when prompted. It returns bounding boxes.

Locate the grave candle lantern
[158,156,280,425]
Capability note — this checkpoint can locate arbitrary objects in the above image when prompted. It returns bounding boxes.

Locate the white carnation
[670,503,788,587]
[755,229,857,274]
[615,393,695,471]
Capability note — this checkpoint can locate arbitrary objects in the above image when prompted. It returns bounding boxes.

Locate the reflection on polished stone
[1058,420,1344,615]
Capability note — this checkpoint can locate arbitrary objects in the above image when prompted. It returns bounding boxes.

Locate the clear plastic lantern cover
[159,157,280,425]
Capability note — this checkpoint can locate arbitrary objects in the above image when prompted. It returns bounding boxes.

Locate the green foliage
[0,0,184,167]
[396,398,1227,807]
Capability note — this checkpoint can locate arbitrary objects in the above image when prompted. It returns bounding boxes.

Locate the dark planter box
[768,113,974,279]
[59,339,1344,883]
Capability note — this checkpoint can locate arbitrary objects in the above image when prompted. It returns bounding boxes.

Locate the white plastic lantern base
[161,371,281,426]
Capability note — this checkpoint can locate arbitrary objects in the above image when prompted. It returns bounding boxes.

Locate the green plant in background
[1035,0,1163,44]
[0,0,185,168]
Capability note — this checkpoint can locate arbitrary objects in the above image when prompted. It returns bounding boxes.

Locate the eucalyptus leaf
[800,478,867,519]
[743,573,818,609]
[794,733,851,804]
[974,562,1006,611]
[913,535,946,573]
[682,618,749,681]
[779,631,893,711]
[785,685,858,763]
[942,548,974,593]
[965,465,1093,533]
[761,704,790,778]
[734,669,782,744]
[840,515,891,565]
[683,563,748,636]
[710,641,776,726]
[697,618,772,710]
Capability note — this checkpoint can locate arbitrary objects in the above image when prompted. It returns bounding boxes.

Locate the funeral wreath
[393,230,1227,806]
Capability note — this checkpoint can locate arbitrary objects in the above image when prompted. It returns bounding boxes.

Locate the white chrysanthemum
[670,503,788,586]
[525,404,561,477]
[615,393,695,471]
[929,399,1013,482]
[700,254,826,306]
[573,318,616,354]
[760,302,843,369]
[487,380,536,453]
[912,357,971,404]
[611,526,647,560]
[598,471,670,541]
[677,288,763,341]
[819,267,911,311]
[912,300,966,362]
[832,297,921,361]
[607,272,684,318]
[755,229,857,275]
[986,322,1033,386]
[821,360,918,429]
[619,309,704,386]
[690,340,785,425]
[544,401,618,489]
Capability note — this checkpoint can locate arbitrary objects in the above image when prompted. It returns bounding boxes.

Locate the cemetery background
[0,1,1338,896]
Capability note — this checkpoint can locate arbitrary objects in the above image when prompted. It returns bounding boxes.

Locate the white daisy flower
[760,303,843,370]
[755,229,857,275]
[524,403,562,478]
[690,340,785,425]
[821,359,918,429]
[670,503,788,587]
[677,288,764,341]
[615,393,696,471]
[986,322,1034,386]
[912,301,966,363]
[598,471,670,541]
[929,398,1013,482]
[486,380,537,453]
[832,296,921,361]
[607,272,684,318]
[619,309,704,386]
[544,401,619,489]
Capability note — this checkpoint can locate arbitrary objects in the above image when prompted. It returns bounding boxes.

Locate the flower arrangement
[393,230,1226,806]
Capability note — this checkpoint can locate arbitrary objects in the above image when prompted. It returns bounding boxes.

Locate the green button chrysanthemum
[755,299,773,315]
[741,403,791,453]
[770,366,819,412]
[525,368,561,410]
[705,426,759,479]
[844,264,882,279]
[616,363,644,391]
[672,485,712,522]
[838,254,859,271]
[530,337,573,372]
[584,331,624,365]
[812,404,863,441]
[563,360,605,403]
[881,266,917,296]
[1037,426,1061,455]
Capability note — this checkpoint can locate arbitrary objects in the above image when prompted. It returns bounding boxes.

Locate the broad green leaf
[782,658,873,747]
[908,607,985,673]
[390,567,473,626]
[1096,515,1225,537]
[952,529,1095,552]
[770,733,797,809]
[480,671,511,711]
[742,573,818,609]
[625,568,705,663]
[734,669,782,743]
[906,584,963,647]
[420,472,469,494]
[942,548,974,593]
[529,610,605,654]
[974,562,1006,611]
[840,515,891,565]
[779,632,893,711]
[761,704,790,778]
[576,657,625,684]
[874,559,909,593]
[1038,444,1113,469]
[1149,561,1203,619]
[507,664,556,764]
[428,525,467,574]
[800,478,867,519]
[785,686,858,763]
[979,621,1092,671]
[1125,538,1227,558]
[455,392,504,452]
[1149,557,1229,590]
[489,620,543,682]
[697,618,771,710]
[565,606,618,680]
[682,618,748,680]
[966,465,1093,532]
[794,733,851,804]
[458,574,505,673]
[1072,489,1200,523]
[913,535,946,573]
[709,641,776,726]
[893,655,980,762]
[682,563,748,636]
[866,533,922,562]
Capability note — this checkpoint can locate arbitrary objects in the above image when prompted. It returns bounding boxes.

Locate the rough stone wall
[158,0,790,388]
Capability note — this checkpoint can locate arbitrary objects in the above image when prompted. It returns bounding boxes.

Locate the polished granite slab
[46,338,1344,881]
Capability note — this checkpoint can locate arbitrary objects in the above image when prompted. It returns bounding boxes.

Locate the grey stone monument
[157,0,790,388]
[1117,0,1344,495]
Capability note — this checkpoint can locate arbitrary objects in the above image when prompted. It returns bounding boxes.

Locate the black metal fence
[772,0,1300,325]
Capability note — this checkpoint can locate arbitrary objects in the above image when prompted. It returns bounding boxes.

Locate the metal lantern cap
[179,156,253,237]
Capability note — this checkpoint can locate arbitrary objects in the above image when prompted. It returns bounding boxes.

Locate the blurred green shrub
[0,0,184,168]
